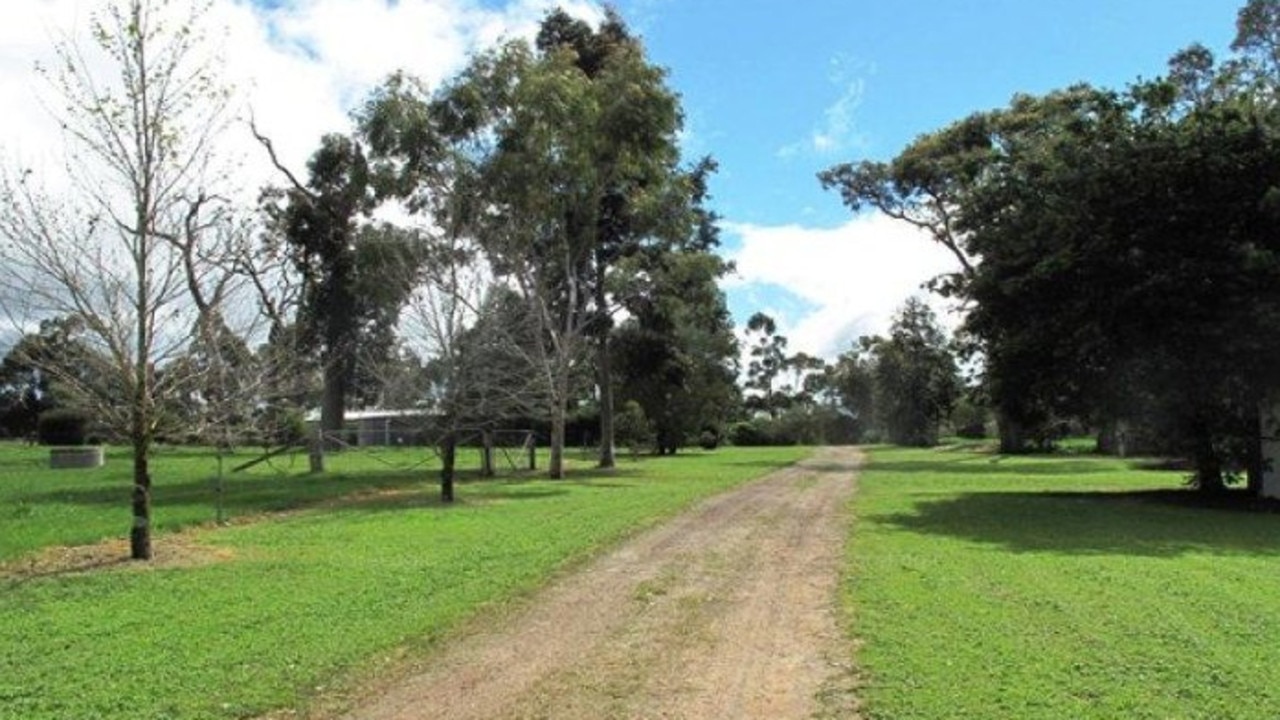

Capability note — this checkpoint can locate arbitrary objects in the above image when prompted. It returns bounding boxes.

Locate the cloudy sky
[0,0,1244,360]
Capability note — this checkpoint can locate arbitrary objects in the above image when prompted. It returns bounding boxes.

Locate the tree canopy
[822,0,1280,491]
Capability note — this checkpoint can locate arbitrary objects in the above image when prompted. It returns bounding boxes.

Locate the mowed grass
[0,442,809,719]
[846,444,1280,719]
[0,442,458,562]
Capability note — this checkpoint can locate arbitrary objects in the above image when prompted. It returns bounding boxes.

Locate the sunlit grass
[0,443,808,719]
[846,444,1280,719]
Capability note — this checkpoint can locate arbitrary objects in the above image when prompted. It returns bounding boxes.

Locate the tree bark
[1191,419,1226,495]
[596,335,616,469]
[440,432,456,503]
[320,353,347,451]
[130,435,152,560]
[997,407,1026,455]
[550,399,566,479]
[481,430,495,478]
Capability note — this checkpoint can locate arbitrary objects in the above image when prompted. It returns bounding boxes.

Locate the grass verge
[845,444,1280,719]
[0,444,809,719]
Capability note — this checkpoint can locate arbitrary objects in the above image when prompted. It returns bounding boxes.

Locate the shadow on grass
[22,462,642,520]
[870,458,1120,476]
[876,489,1280,557]
[796,461,862,474]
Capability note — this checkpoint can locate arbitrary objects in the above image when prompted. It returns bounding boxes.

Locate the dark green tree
[818,340,878,443]
[824,4,1280,491]
[864,298,960,447]
[613,250,739,454]
[259,133,424,451]
[0,316,98,438]
[609,155,738,454]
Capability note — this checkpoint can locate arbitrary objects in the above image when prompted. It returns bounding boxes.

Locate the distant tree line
[728,298,965,449]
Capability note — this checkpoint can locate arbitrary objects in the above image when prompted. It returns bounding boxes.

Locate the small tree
[399,233,546,501]
[0,0,247,560]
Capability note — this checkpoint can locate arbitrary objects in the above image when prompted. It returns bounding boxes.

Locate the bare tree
[400,233,547,501]
[0,0,246,560]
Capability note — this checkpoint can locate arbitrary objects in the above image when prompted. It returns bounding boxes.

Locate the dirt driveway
[339,446,862,720]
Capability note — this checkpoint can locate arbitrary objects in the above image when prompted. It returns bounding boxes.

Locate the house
[303,408,435,447]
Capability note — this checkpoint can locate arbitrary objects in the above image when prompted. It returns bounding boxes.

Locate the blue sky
[1,0,1248,359]
[631,1,1239,226]
[605,1,1243,356]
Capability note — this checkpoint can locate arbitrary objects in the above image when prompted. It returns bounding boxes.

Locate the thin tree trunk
[132,162,152,560]
[550,397,566,480]
[597,334,616,469]
[440,432,456,503]
[1192,419,1226,495]
[481,430,495,478]
[130,433,152,560]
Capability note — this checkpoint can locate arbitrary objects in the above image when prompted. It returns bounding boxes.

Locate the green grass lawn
[1,442,449,562]
[847,444,1280,719]
[0,442,809,719]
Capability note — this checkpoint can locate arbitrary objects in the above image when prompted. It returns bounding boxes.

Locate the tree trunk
[481,430,495,478]
[597,335,616,469]
[308,426,325,473]
[997,407,1026,454]
[549,398,566,479]
[1191,420,1226,495]
[440,432,456,503]
[320,353,347,451]
[130,434,152,560]
[1247,406,1264,496]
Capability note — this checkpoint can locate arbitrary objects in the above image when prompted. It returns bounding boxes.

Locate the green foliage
[728,417,800,446]
[727,419,773,447]
[260,134,426,436]
[743,312,791,419]
[947,394,990,439]
[697,430,719,450]
[822,4,1280,485]
[864,299,960,447]
[846,445,1280,718]
[613,248,739,454]
[255,405,308,447]
[0,443,808,719]
[36,409,90,446]
[613,399,653,455]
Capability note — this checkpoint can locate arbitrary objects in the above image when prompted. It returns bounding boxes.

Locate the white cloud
[777,53,872,159]
[725,212,963,360]
[1,0,605,192]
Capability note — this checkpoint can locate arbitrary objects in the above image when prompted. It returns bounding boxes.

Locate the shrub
[258,406,308,447]
[614,400,653,456]
[698,429,719,450]
[728,418,798,447]
[37,408,90,446]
